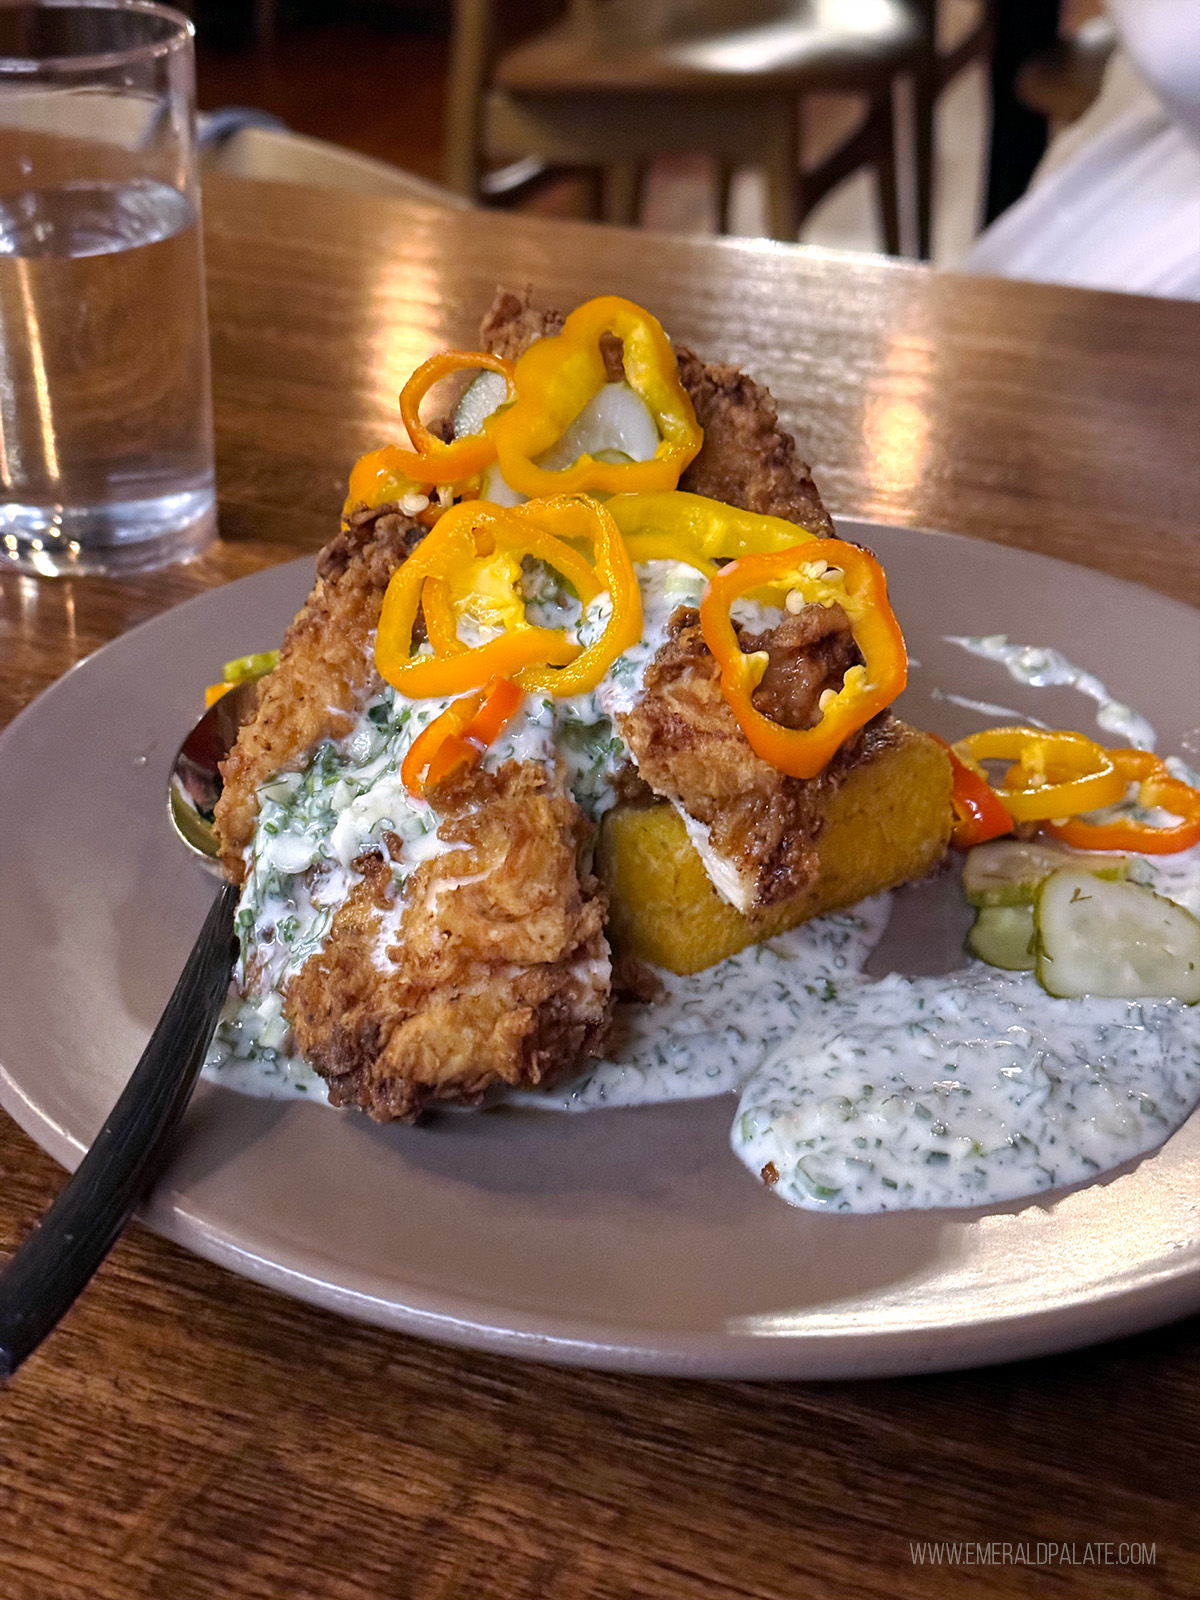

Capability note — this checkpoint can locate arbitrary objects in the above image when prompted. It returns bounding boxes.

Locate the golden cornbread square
[597,724,953,974]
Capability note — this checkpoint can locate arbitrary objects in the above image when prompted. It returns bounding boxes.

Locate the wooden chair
[443,0,933,250]
[910,0,993,259]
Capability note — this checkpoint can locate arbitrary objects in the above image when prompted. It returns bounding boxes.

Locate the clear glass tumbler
[0,1,214,576]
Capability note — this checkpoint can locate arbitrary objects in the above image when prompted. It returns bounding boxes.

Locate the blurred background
[185,1,1193,290]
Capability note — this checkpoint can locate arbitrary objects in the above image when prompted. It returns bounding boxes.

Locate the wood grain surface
[1,176,1198,1600]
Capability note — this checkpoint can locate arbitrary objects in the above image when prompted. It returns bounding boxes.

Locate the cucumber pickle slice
[966,905,1037,970]
[963,838,1129,908]
[1034,869,1200,1001]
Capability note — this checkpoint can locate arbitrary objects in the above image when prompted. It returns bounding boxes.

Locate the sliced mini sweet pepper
[953,727,1125,823]
[345,350,515,511]
[401,677,524,798]
[1045,747,1200,854]
[485,297,701,497]
[344,447,430,517]
[698,540,908,779]
[375,503,581,698]
[607,491,819,564]
[511,495,643,696]
[375,495,642,700]
[929,734,1013,849]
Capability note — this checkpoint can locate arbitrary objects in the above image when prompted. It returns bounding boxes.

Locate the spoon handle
[0,883,239,1378]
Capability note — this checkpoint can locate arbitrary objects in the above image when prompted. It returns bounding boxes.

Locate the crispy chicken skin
[619,606,876,910]
[673,348,834,536]
[215,502,424,883]
[286,761,610,1122]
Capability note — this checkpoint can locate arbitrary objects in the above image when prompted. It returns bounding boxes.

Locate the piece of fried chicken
[216,502,611,1122]
[287,761,610,1121]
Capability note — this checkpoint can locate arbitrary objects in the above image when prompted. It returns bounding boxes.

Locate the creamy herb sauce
[945,634,1158,749]
[732,967,1200,1211]
[508,897,892,1110]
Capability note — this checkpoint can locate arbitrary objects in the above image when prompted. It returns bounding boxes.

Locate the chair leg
[443,0,491,199]
[581,167,605,221]
[715,158,736,234]
[874,89,903,258]
[913,63,936,260]
[602,162,642,225]
[763,99,799,241]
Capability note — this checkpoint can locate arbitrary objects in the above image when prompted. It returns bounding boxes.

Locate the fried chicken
[216,496,611,1121]
[618,606,885,912]
[216,290,900,1120]
[673,348,834,535]
[285,761,610,1121]
[215,502,423,883]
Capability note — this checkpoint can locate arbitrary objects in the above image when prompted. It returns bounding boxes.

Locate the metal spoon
[168,675,260,868]
[0,687,253,1376]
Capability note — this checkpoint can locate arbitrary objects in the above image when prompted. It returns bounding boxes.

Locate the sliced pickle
[452,368,510,438]
[966,905,1037,970]
[963,838,1129,908]
[1034,870,1200,1001]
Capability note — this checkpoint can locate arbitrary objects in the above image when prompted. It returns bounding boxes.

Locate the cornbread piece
[215,502,423,883]
[287,761,611,1122]
[597,722,953,974]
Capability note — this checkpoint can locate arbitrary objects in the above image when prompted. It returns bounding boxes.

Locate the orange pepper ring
[401,677,524,799]
[376,509,578,697]
[376,496,639,700]
[419,516,604,660]
[398,349,514,460]
[698,540,908,781]
[1045,747,1200,854]
[353,351,515,497]
[954,727,1124,822]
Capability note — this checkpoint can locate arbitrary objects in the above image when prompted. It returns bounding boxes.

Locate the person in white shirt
[961,0,1200,299]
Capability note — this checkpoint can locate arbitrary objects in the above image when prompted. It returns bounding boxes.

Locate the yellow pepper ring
[952,726,1125,822]
[699,540,908,780]
[421,576,465,656]
[375,507,579,698]
[485,296,702,498]
[514,496,644,697]
[420,515,604,658]
[607,491,820,560]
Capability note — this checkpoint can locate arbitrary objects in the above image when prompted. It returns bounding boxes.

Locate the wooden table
[2,176,1198,1600]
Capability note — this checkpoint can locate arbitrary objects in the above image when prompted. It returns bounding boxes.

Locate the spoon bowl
[168,677,260,870]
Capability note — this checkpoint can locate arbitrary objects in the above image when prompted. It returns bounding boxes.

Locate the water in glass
[0,175,215,574]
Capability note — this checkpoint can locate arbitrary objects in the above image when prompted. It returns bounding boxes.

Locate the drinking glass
[0,1,214,576]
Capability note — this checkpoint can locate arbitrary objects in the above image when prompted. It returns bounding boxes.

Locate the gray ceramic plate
[1,522,1198,1379]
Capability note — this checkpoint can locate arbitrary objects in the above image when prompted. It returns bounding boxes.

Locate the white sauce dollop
[732,967,1199,1212]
